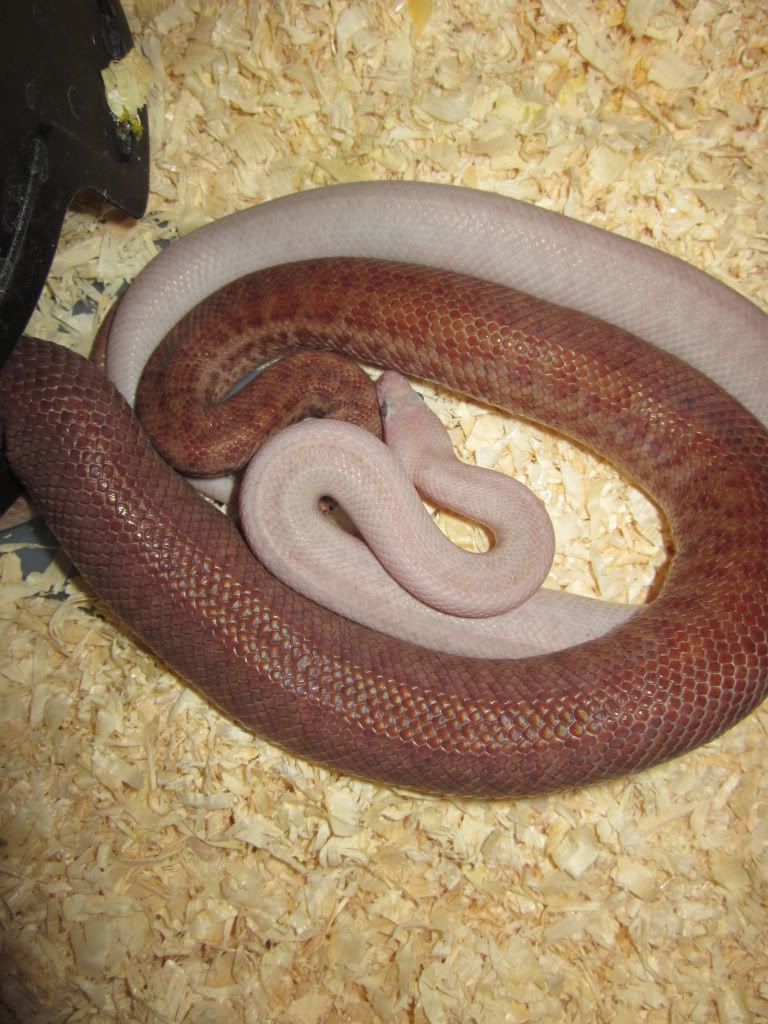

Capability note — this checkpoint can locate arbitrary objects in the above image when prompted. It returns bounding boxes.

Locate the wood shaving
[102,48,153,141]
[2,1,767,1021]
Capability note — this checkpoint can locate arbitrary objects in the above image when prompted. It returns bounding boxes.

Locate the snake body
[2,182,767,797]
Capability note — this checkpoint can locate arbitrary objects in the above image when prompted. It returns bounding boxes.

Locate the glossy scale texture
[2,257,767,797]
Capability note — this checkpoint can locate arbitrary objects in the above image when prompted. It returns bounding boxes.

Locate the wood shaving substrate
[1,2,766,1022]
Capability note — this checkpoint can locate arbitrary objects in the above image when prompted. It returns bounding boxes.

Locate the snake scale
[1,182,766,797]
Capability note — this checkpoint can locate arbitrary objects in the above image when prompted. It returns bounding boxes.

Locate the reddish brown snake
[1,250,766,797]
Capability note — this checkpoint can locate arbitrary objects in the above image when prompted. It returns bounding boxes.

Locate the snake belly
[1,194,767,798]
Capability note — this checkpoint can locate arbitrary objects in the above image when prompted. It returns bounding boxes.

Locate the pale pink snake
[1,181,767,797]
[235,367,629,658]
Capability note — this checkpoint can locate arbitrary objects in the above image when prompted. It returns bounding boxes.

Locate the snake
[1,181,767,797]
[235,366,629,660]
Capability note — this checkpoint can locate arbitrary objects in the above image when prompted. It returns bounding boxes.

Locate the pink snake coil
[1,181,767,797]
